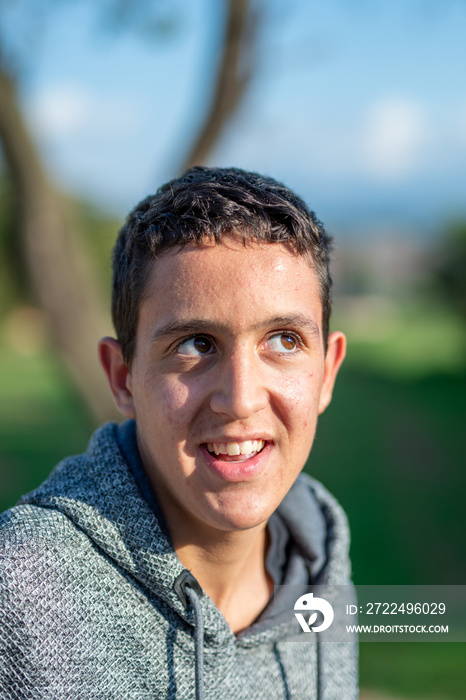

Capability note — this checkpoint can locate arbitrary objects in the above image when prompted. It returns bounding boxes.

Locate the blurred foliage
[333,300,466,378]
[0,170,119,320]
[360,643,466,699]
[431,220,466,321]
[308,364,466,586]
[0,342,93,516]
[68,198,122,307]
[98,0,181,39]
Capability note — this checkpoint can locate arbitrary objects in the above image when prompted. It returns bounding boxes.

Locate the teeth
[209,440,265,456]
[240,441,253,455]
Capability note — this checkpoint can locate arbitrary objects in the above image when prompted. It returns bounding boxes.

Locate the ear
[318,331,347,415]
[98,337,136,419]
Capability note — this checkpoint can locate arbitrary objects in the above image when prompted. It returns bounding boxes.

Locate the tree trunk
[181,0,257,170]
[0,68,119,423]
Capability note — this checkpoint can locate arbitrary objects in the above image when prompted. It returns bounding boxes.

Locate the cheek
[153,375,205,433]
[275,370,322,431]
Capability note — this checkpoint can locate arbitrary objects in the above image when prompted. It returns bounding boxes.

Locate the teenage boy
[0,167,357,699]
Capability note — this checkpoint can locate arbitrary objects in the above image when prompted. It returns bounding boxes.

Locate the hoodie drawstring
[174,570,205,700]
[186,586,205,700]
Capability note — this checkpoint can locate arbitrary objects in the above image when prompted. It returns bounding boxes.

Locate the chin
[206,491,277,532]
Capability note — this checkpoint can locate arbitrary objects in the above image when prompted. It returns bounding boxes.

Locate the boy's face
[100,236,345,539]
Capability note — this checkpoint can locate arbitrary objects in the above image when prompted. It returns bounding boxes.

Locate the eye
[264,332,300,353]
[176,335,215,356]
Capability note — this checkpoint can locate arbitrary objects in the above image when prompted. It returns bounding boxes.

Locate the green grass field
[307,364,466,586]
[0,330,465,698]
[307,360,466,699]
[0,345,92,513]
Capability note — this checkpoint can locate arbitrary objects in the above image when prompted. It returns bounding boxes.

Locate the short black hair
[112,166,333,364]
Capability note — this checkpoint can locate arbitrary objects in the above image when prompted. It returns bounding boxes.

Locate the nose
[209,346,268,420]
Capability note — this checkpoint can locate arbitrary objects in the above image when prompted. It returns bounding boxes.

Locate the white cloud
[215,96,434,186]
[26,84,154,210]
[31,86,92,135]
[29,84,140,140]
[362,97,427,179]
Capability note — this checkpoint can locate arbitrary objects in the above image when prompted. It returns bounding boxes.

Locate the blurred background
[0,1,465,697]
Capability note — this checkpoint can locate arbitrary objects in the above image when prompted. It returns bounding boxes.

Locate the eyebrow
[150,314,320,344]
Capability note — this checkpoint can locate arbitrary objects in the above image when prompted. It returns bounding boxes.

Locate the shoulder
[0,504,96,596]
[0,502,113,656]
[0,502,78,548]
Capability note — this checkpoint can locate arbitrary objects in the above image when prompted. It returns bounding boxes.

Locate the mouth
[203,439,267,463]
[200,439,271,482]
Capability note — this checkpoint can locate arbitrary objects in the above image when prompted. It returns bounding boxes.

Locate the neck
[174,520,273,634]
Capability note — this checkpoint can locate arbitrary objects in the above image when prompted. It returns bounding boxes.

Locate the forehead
[148,237,319,288]
[140,238,323,335]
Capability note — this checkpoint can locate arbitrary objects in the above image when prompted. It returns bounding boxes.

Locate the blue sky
[11,0,466,234]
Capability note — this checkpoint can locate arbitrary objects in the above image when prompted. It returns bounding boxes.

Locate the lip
[199,441,272,483]
[200,434,273,444]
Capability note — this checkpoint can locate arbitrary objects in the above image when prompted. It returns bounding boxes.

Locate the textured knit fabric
[0,422,358,699]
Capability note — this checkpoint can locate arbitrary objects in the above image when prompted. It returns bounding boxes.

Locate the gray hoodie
[0,421,357,699]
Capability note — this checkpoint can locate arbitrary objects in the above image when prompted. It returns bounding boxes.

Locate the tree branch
[181,0,258,171]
